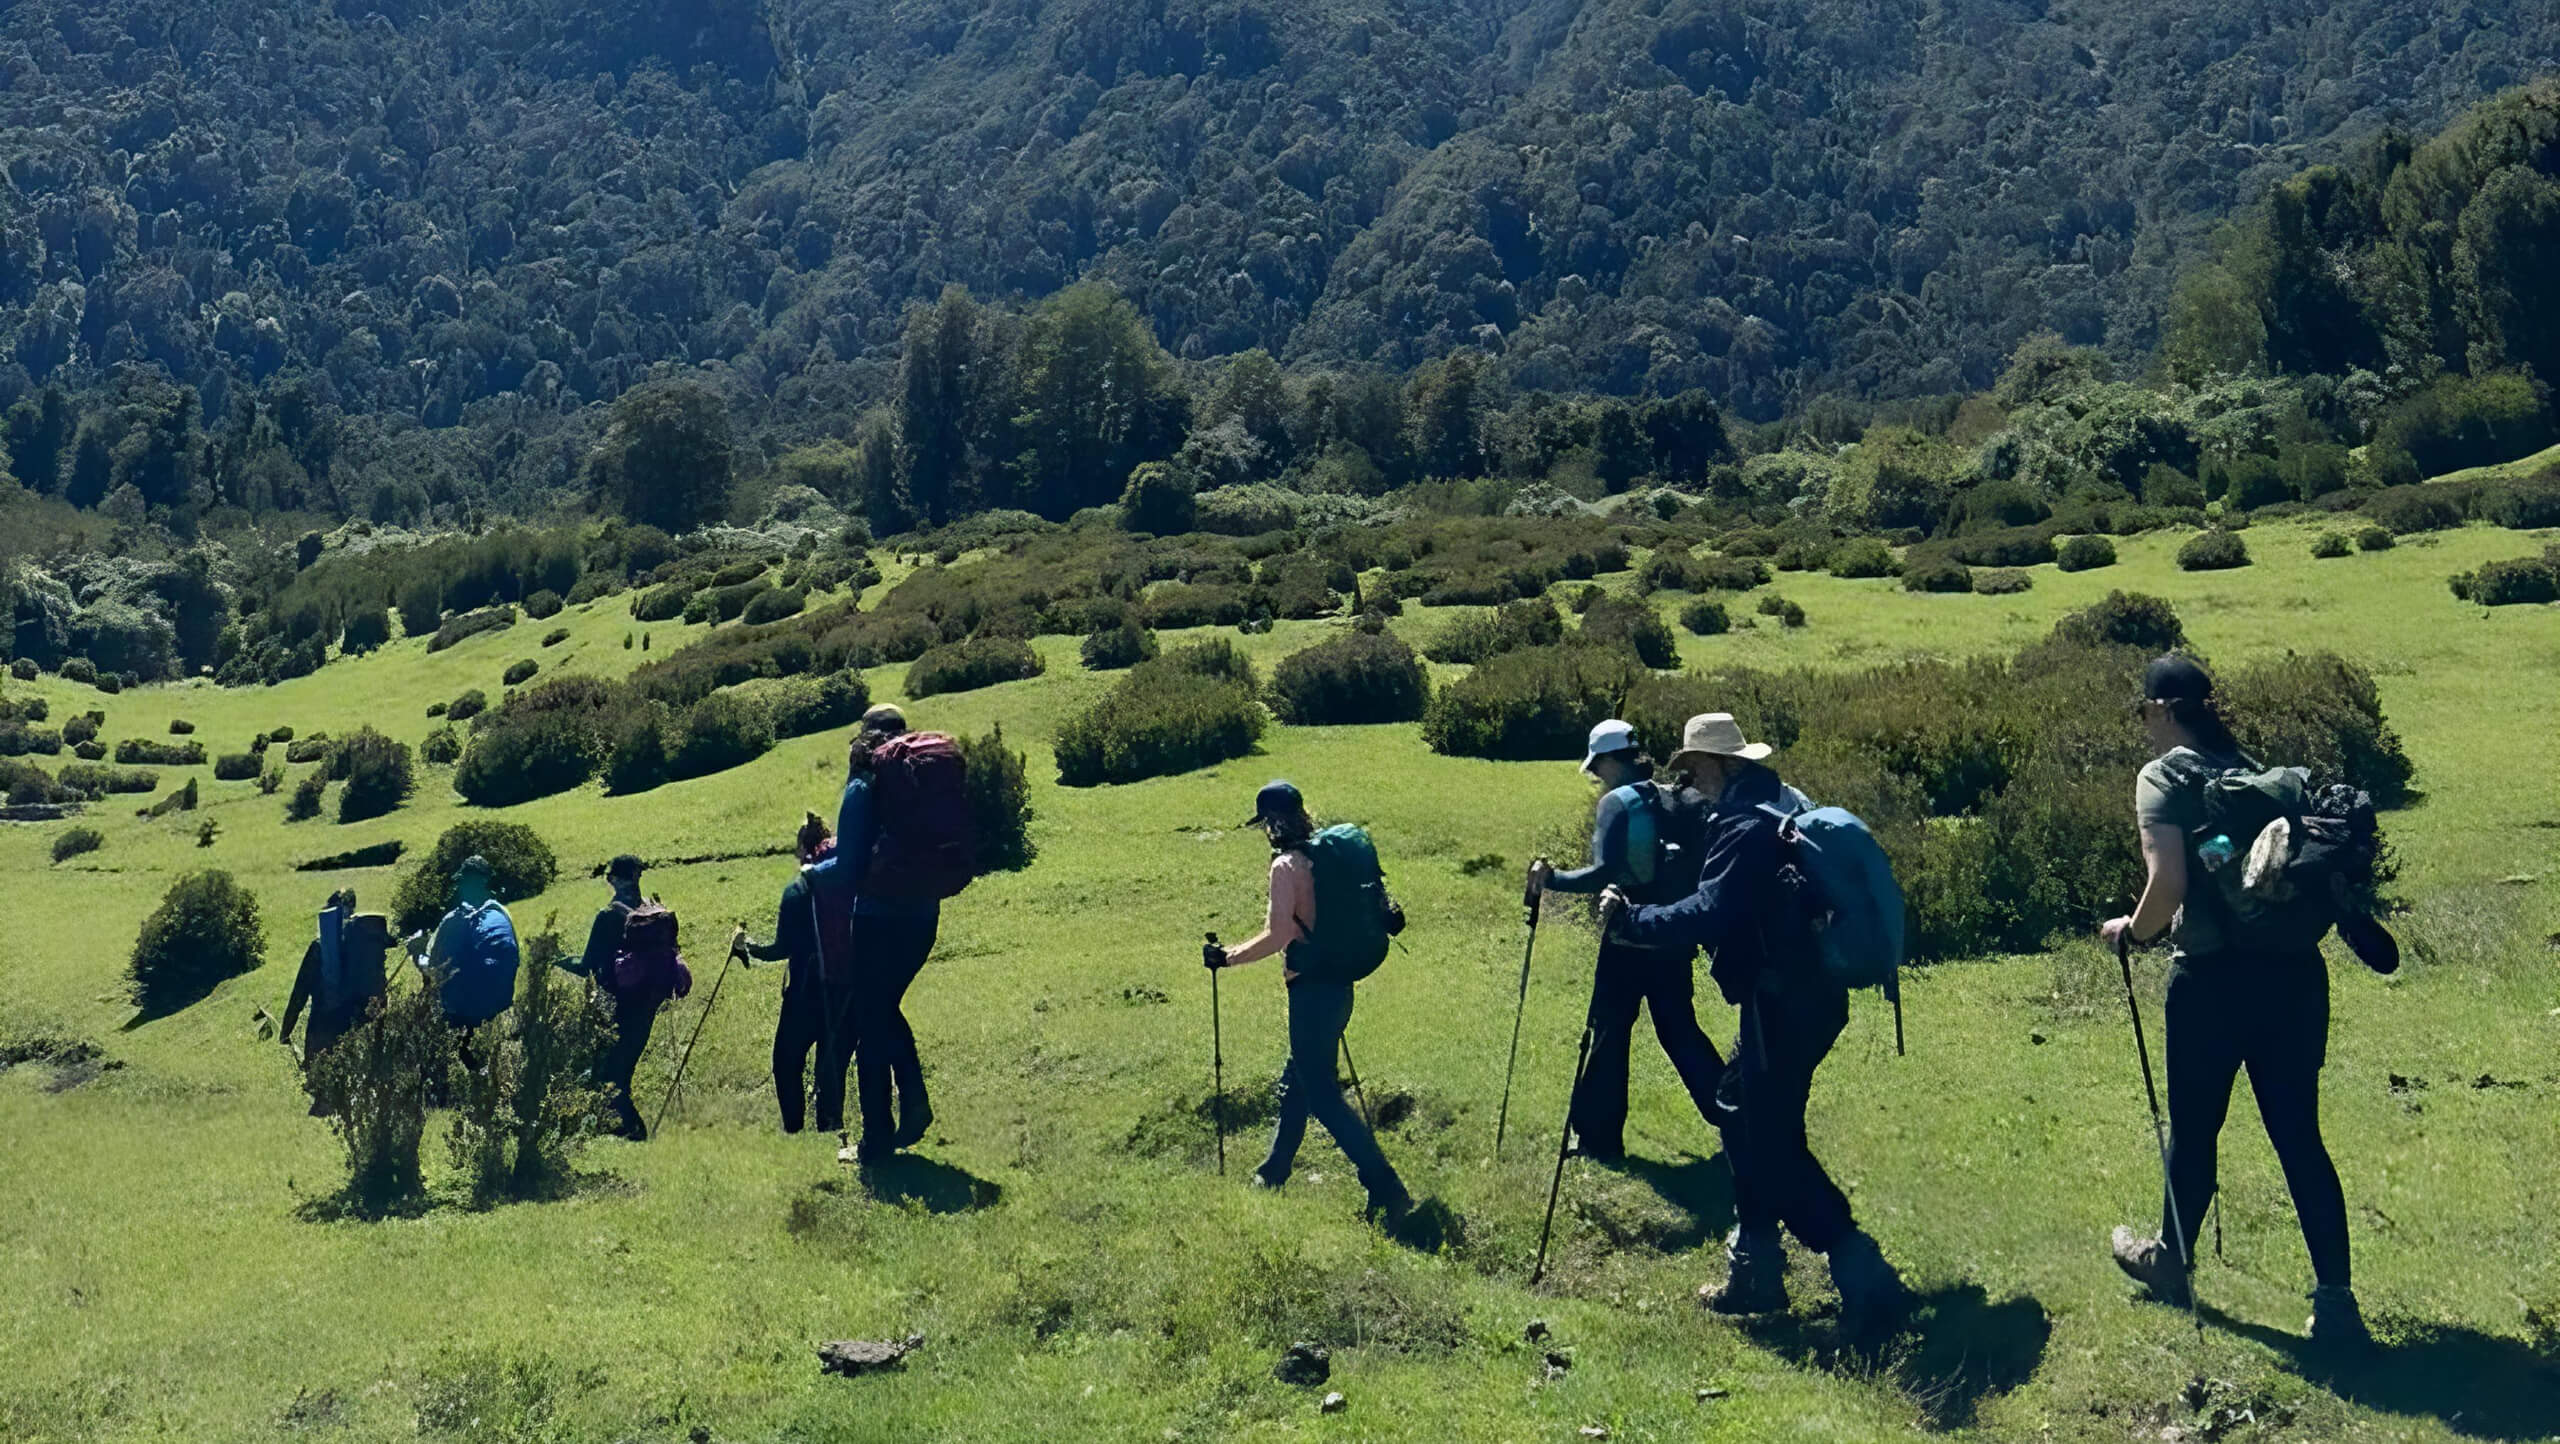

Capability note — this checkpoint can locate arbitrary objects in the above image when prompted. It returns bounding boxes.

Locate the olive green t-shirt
[2134,745,2245,957]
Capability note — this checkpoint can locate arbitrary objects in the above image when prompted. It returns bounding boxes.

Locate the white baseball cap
[1580,718,1639,774]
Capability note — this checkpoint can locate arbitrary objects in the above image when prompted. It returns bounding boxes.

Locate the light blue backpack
[1761,801,1908,1053]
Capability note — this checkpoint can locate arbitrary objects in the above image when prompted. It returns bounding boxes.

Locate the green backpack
[1284,824,1396,985]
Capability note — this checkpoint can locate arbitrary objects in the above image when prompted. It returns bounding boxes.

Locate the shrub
[2356,526,2395,552]
[764,671,870,740]
[285,736,333,764]
[1,758,67,805]
[542,627,570,648]
[1972,569,2033,596]
[742,586,806,625]
[1901,556,1974,593]
[58,763,158,796]
[341,604,393,655]
[1267,631,1430,725]
[2176,530,2250,571]
[51,827,102,863]
[1054,657,1267,787]
[631,582,692,622]
[427,607,517,653]
[308,976,452,1211]
[9,698,48,722]
[168,719,195,735]
[259,765,283,795]
[1943,526,2057,568]
[1081,621,1158,671]
[455,707,606,807]
[2220,652,2414,805]
[2361,486,2462,535]
[684,580,773,625]
[213,752,262,781]
[1578,595,1680,667]
[602,699,676,794]
[1679,598,1730,635]
[502,659,539,687]
[73,740,105,760]
[391,822,560,934]
[2476,480,2560,531]
[566,573,621,606]
[116,738,204,766]
[1646,552,1769,593]
[1421,645,1646,760]
[667,691,776,781]
[1758,595,1808,627]
[336,729,415,823]
[287,770,327,821]
[128,870,264,1014]
[1156,637,1262,690]
[523,590,564,621]
[448,690,488,723]
[2449,550,2560,607]
[1425,598,1564,665]
[957,726,1037,873]
[905,638,1046,698]
[2048,591,2186,653]
[1827,537,1898,578]
[96,674,122,695]
[9,658,35,680]
[2312,532,2353,559]
[60,658,96,684]
[2056,534,2117,572]
[0,721,61,756]
[1142,582,1251,630]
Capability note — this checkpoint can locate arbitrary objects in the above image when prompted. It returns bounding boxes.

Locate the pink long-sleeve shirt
[1223,851,1315,968]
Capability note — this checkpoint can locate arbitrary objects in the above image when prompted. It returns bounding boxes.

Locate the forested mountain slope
[0,0,2551,472]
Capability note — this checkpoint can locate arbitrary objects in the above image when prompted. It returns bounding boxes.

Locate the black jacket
[1616,764,1822,1004]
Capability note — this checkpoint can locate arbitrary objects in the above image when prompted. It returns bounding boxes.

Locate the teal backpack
[1761,802,1908,1054]
[1608,781,1709,905]
[1285,824,1396,985]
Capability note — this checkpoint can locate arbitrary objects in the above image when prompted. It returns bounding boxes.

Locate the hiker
[1529,718,1725,1161]
[1204,780,1412,1225]
[741,813,856,1135]
[280,889,390,1108]
[809,704,976,1163]
[566,853,692,1140]
[420,854,520,1068]
[1599,714,1905,1336]
[2102,655,2369,1346]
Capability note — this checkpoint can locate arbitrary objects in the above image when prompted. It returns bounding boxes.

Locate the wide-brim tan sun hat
[1666,712,1774,769]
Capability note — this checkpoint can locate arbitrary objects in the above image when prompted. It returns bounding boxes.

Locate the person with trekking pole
[279,889,391,1113]
[1528,719,1728,1162]
[740,813,857,1135]
[1598,714,1906,1341]
[562,854,692,1140]
[1204,780,1413,1228]
[2101,655,2377,1348]
[419,855,522,1079]
[808,705,978,1165]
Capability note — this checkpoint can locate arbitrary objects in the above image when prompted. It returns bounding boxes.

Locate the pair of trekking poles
[1199,931,1379,1179]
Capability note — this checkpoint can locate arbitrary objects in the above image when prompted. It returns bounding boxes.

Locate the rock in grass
[1273,1341,1330,1386]
[1319,1391,1346,1414]
[1522,1318,1550,1342]
[817,1334,923,1377]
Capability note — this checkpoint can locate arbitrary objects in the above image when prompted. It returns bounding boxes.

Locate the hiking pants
[774,974,855,1134]
[600,986,663,1137]
[1724,982,1855,1255]
[1570,940,1726,1154]
[2161,947,2349,1287]
[1257,980,1407,1206]
[850,911,938,1149]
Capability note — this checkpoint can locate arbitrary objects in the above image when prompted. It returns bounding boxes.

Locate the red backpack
[612,900,694,998]
[861,732,978,901]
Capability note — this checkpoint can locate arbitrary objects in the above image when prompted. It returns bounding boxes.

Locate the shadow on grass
[1610,1150,1736,1250]
[1740,1283,2052,1432]
[292,1166,631,1223]
[856,1154,1004,1214]
[1386,1197,1467,1254]
[2206,1305,2560,1442]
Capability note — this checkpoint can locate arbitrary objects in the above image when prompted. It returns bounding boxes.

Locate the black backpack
[2190,764,2385,952]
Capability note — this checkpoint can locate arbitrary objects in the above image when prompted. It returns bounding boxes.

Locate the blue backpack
[436,901,521,1026]
[1761,802,1907,1054]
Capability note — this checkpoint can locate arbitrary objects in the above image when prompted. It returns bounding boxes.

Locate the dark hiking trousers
[1570,940,1726,1154]
[599,986,663,1138]
[1256,980,1408,1207]
[774,976,855,1134]
[2161,947,2349,1286]
[851,911,938,1150]
[1723,981,1855,1255]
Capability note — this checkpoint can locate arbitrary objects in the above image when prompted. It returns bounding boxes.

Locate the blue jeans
[1257,980,1406,1205]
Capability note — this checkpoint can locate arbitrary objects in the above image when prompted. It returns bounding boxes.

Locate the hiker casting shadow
[742,813,857,1135]
[1206,780,1413,1228]
[563,854,691,1141]
[420,854,520,1081]
[280,889,391,1116]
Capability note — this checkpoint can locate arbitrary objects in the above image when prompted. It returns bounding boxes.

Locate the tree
[1406,350,1487,480]
[1202,349,1296,477]
[587,381,734,532]
[1589,399,1648,492]
[1119,461,1196,534]
[1012,283,1183,520]
[897,286,998,525]
[1641,390,1729,481]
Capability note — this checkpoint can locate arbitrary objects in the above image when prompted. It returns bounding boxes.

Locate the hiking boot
[1829,1230,1909,1342]
[1364,1189,1414,1231]
[2307,1286,2373,1350]
[1248,1170,1284,1191]
[2111,1225,2193,1306]
[1568,1131,1625,1164]
[891,1103,934,1151]
[1699,1227,1789,1315]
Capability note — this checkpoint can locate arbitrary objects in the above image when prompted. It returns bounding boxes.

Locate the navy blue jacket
[1615,764,1820,1004]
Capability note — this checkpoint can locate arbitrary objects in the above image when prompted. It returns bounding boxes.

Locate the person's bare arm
[1220,855,1310,967]
[2104,824,2187,946]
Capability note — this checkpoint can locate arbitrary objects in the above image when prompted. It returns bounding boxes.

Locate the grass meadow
[2,518,2556,1442]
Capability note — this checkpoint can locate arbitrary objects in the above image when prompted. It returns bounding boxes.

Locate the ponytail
[2167,694,2241,756]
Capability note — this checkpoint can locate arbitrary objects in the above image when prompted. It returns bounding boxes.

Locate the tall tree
[1012,283,1183,520]
[898,287,995,525]
[1405,350,1487,481]
[587,381,734,532]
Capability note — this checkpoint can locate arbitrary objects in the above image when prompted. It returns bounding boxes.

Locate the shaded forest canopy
[0,0,2555,532]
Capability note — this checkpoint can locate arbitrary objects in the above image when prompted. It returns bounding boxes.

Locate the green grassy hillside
[2,520,2556,1442]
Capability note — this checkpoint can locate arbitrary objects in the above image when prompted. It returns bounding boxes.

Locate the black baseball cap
[2143,654,2214,704]
[1242,779,1305,828]
[607,853,646,881]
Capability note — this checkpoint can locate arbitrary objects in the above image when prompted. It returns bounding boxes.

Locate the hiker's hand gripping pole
[1494,869,1542,1157]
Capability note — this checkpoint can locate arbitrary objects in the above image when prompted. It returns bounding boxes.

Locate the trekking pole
[654,931,745,1136]
[1339,1036,1374,1133]
[1529,1025,1595,1287]
[1205,932,1227,1176]
[1494,874,1542,1157]
[2116,930,2204,1339]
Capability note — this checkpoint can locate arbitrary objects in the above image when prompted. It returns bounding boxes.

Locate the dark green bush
[455,706,606,807]
[427,607,517,653]
[309,968,451,1211]
[268,725,294,743]
[603,699,677,794]
[765,671,869,740]
[1142,582,1251,629]
[742,586,807,625]
[285,735,332,764]
[541,627,570,647]
[1578,595,1680,667]
[9,658,35,680]
[51,827,103,863]
[2312,532,2353,559]
[1155,637,1260,690]
[1901,556,1974,593]
[1972,569,2033,596]
[116,738,204,766]
[684,580,773,625]
[1827,537,1898,578]
[1081,621,1159,670]
[286,771,327,822]
[0,721,61,756]
[905,638,1046,698]
[2175,529,2250,571]
[341,605,393,655]
[57,763,157,796]
[1943,526,2057,568]
[566,573,621,606]
[2220,651,2414,805]
[391,821,560,934]
[1758,595,1808,627]
[2056,534,2118,572]
[448,689,488,723]
[128,870,264,1014]
[631,582,693,622]
[711,559,771,588]
[168,719,194,735]
[421,726,463,765]
[73,740,105,760]
[60,658,96,684]
[1424,598,1563,665]
[523,590,564,620]
[336,729,415,824]
[502,659,539,687]
[1679,598,1730,635]
[666,691,775,782]
[213,752,262,781]
[2048,591,2186,653]
[2361,486,2463,535]
[1055,657,1266,787]
[957,726,1037,873]
[2357,526,2395,551]
[2449,550,2560,606]
[2476,480,2560,530]
[1267,631,1430,725]
[2,759,69,805]
[1421,645,1645,760]
[95,675,123,695]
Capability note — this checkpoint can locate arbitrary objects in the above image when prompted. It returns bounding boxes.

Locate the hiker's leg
[1569,943,1643,1156]
[772,983,814,1134]
[848,941,900,1149]
[1639,947,1728,1128]
[878,914,937,1137]
[1257,1047,1312,1187]
[613,989,660,1135]
[2160,960,2242,1267]
[813,983,855,1135]
[1756,988,1855,1255]
[1290,982,1405,1205]
[2246,956,2350,1289]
